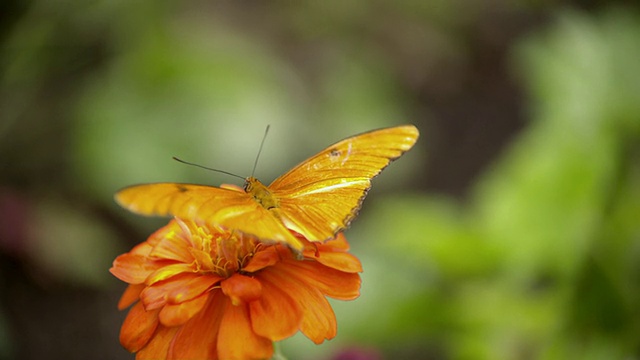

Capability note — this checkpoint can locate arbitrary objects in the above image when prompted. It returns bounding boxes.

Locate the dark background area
[1,1,639,359]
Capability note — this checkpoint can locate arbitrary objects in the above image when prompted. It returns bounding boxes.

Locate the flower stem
[271,342,287,360]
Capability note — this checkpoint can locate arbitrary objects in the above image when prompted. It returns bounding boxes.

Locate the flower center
[185,221,259,278]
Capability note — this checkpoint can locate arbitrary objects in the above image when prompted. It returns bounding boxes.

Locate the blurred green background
[1,1,640,359]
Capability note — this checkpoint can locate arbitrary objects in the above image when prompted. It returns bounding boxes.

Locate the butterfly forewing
[115,183,305,251]
[268,125,419,241]
[116,183,242,216]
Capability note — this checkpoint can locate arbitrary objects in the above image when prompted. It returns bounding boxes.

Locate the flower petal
[159,293,210,327]
[301,233,362,272]
[249,270,304,341]
[260,266,337,344]
[141,273,215,310]
[278,260,361,300]
[167,273,222,304]
[110,254,160,284]
[302,233,350,256]
[242,246,279,272]
[149,232,193,263]
[146,263,195,285]
[323,232,350,250]
[218,297,273,360]
[129,241,154,256]
[221,273,262,305]
[146,220,179,247]
[135,325,177,360]
[169,291,225,359]
[118,283,145,310]
[310,251,362,273]
[120,301,160,353]
[298,289,336,344]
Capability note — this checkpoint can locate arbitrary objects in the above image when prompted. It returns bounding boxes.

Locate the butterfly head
[244,177,279,210]
[243,176,256,192]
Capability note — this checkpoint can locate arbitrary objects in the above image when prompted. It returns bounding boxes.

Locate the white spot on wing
[340,143,352,166]
[299,179,367,195]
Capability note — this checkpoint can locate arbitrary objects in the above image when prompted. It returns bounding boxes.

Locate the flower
[110,218,362,360]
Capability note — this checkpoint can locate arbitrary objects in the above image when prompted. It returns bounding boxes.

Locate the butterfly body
[116,125,420,254]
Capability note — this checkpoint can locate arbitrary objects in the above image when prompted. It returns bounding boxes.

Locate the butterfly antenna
[251,125,270,177]
[172,157,245,180]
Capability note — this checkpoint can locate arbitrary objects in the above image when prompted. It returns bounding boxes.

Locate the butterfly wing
[268,124,419,242]
[115,183,305,251]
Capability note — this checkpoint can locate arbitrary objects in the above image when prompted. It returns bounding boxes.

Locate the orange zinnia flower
[110,218,362,360]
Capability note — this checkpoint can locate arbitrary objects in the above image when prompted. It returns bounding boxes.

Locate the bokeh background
[2,1,640,359]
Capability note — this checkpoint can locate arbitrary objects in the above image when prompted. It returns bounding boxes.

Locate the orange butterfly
[115,125,419,253]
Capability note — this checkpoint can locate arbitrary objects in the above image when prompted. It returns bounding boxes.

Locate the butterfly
[115,124,419,253]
